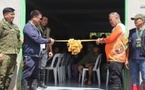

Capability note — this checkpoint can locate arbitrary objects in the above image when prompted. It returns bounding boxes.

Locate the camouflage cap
[131,13,145,20]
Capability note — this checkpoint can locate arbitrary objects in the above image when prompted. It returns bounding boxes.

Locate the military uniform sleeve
[0,22,3,38]
[16,26,21,49]
[24,24,51,44]
[0,23,3,53]
[15,25,20,39]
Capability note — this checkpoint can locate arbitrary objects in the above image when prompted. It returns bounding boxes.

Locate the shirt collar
[3,19,14,25]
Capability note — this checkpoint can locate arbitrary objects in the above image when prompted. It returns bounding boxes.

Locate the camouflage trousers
[0,54,17,90]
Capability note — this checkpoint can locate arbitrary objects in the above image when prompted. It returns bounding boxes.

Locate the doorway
[25,0,125,89]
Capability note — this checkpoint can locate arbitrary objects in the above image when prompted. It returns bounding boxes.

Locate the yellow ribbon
[55,39,96,42]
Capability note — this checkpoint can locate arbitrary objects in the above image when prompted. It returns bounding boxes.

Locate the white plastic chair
[79,54,102,86]
[58,54,66,82]
[65,54,71,79]
[59,54,71,82]
[45,53,62,84]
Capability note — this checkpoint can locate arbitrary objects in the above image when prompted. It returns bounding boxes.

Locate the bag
[39,50,49,69]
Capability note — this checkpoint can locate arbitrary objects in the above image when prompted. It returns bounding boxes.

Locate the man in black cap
[0,7,20,90]
[128,13,145,90]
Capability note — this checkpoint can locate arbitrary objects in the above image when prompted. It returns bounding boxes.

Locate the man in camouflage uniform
[38,16,53,88]
[0,7,20,90]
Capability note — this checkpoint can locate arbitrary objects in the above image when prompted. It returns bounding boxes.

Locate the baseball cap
[131,14,145,20]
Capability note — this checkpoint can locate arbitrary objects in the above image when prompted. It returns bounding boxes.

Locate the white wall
[0,0,20,27]
[128,0,145,30]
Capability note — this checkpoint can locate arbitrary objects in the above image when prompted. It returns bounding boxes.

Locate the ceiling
[26,0,125,38]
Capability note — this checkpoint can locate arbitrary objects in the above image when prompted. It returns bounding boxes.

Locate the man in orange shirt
[96,12,128,90]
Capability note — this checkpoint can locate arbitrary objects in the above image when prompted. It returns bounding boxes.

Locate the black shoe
[109,86,123,90]
[39,83,47,88]
[22,79,29,90]
[39,81,47,88]
[30,79,38,90]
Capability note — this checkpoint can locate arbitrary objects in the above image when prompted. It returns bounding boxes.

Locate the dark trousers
[22,56,39,90]
[38,69,46,83]
[108,62,124,90]
[22,56,39,80]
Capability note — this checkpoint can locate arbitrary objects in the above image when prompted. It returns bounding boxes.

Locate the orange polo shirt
[104,23,128,63]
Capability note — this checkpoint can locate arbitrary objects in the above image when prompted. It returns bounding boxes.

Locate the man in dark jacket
[22,10,54,90]
[128,13,145,90]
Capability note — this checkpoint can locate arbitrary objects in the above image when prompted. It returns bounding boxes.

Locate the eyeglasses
[35,16,42,20]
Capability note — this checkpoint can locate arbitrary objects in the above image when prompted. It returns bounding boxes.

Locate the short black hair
[30,10,42,19]
[3,7,15,15]
[42,15,48,19]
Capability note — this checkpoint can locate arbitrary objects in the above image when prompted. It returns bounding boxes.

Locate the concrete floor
[37,86,104,90]
[37,79,106,90]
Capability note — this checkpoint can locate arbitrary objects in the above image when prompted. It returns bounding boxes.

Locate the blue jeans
[129,59,145,86]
